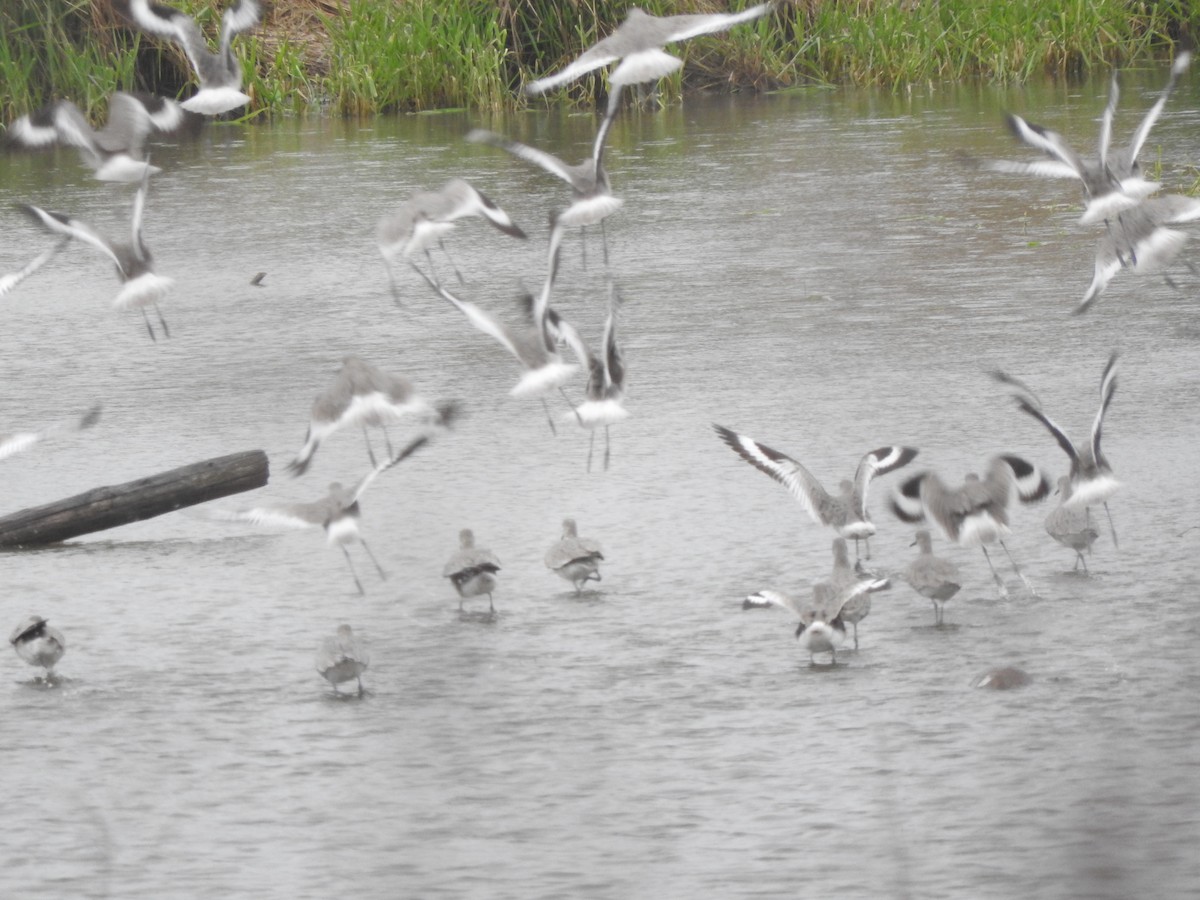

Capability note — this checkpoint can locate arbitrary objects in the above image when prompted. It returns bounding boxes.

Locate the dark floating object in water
[973,666,1032,690]
[250,271,266,286]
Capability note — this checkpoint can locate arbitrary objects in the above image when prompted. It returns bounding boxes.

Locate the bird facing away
[992,351,1119,545]
[987,51,1192,224]
[1045,477,1100,573]
[828,537,890,649]
[17,167,173,340]
[202,411,456,595]
[554,284,629,471]
[315,624,369,696]
[9,616,66,679]
[377,178,526,301]
[443,529,502,613]
[5,92,189,182]
[288,355,442,477]
[891,454,1050,598]
[742,576,890,665]
[117,0,262,115]
[903,529,962,626]
[713,424,918,559]
[545,518,604,594]
[1075,194,1200,314]
[0,403,101,462]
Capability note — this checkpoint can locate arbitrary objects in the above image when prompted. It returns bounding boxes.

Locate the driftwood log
[0,450,269,548]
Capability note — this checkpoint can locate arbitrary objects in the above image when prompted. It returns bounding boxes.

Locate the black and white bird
[992,352,1119,545]
[545,518,604,594]
[9,615,66,680]
[5,92,189,182]
[714,424,918,559]
[743,576,889,666]
[315,624,369,696]
[0,403,101,462]
[443,529,502,613]
[891,455,1050,598]
[117,0,262,115]
[288,355,443,477]
[17,169,173,340]
[377,178,526,300]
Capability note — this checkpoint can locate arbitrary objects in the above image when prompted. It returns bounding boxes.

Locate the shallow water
[2,73,1199,899]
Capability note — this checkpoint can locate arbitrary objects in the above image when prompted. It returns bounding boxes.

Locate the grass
[0,0,1196,120]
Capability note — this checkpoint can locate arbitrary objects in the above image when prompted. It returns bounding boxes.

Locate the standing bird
[288,355,442,477]
[5,92,189,182]
[545,518,604,594]
[890,455,1050,598]
[1045,477,1100,573]
[9,616,66,680]
[17,168,173,340]
[315,624,369,696]
[827,536,889,649]
[377,178,526,300]
[525,4,776,116]
[443,529,502,613]
[992,352,1120,544]
[902,529,962,626]
[554,285,629,470]
[713,424,918,559]
[116,0,262,115]
[0,403,101,461]
[743,576,889,666]
[202,415,454,594]
[466,117,623,269]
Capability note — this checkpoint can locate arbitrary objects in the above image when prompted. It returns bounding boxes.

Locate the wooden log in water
[0,450,269,548]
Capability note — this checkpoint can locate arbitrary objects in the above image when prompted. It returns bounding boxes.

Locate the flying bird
[714,424,918,559]
[742,576,889,666]
[117,0,262,115]
[0,403,101,461]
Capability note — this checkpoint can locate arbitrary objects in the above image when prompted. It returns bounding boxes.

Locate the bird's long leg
[600,218,611,270]
[381,425,395,460]
[359,538,388,581]
[487,592,495,613]
[864,536,872,560]
[852,622,860,651]
[362,426,379,468]
[141,308,157,342]
[155,304,170,339]
[422,250,441,287]
[586,429,596,473]
[386,259,404,306]
[1077,551,1091,574]
[603,426,611,471]
[439,240,465,285]
[1103,501,1118,549]
[980,545,1009,598]
[580,225,588,270]
[541,397,558,436]
[559,387,582,426]
[356,675,364,696]
[340,545,365,595]
[998,539,1035,597]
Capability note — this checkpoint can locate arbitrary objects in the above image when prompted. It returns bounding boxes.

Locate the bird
[443,529,502,613]
[315,624,369,696]
[466,117,623,269]
[986,51,1192,225]
[288,355,442,477]
[1045,476,1100,573]
[201,412,455,594]
[9,615,66,680]
[713,424,918,559]
[902,529,962,626]
[413,264,578,434]
[554,283,629,470]
[827,536,889,649]
[545,518,604,594]
[1075,194,1200,313]
[116,0,262,115]
[972,666,1032,690]
[17,167,173,340]
[5,92,190,182]
[525,4,776,109]
[0,403,101,461]
[992,352,1119,545]
[742,576,889,665]
[891,455,1051,598]
[377,178,526,301]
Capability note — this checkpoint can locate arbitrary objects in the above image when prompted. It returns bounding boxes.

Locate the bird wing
[18,204,124,272]
[1013,395,1078,464]
[466,129,581,189]
[415,267,523,360]
[600,286,625,393]
[124,0,215,80]
[95,92,155,154]
[890,472,929,524]
[742,589,802,619]
[130,168,150,257]
[525,42,622,95]
[979,158,1082,180]
[347,431,433,505]
[851,445,918,518]
[1004,113,1085,180]
[1097,71,1118,168]
[827,577,891,620]
[1125,50,1191,165]
[1091,351,1118,470]
[0,238,69,297]
[662,4,776,43]
[993,454,1051,504]
[713,424,835,526]
[219,0,261,49]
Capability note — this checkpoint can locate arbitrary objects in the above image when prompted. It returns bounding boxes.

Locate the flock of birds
[1,0,1182,688]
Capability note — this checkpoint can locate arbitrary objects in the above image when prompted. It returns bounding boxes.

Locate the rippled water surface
[3,76,1199,899]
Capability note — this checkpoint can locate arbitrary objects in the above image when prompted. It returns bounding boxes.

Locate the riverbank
[1,0,1190,120]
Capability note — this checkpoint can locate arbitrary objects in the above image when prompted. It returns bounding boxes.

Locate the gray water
[2,75,1199,899]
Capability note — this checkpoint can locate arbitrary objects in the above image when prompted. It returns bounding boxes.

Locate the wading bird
[315,624,369,696]
[545,518,604,594]
[443,529,502,613]
[9,616,66,680]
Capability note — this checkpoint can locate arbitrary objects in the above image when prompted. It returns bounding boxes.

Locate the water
[2,75,1199,898]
